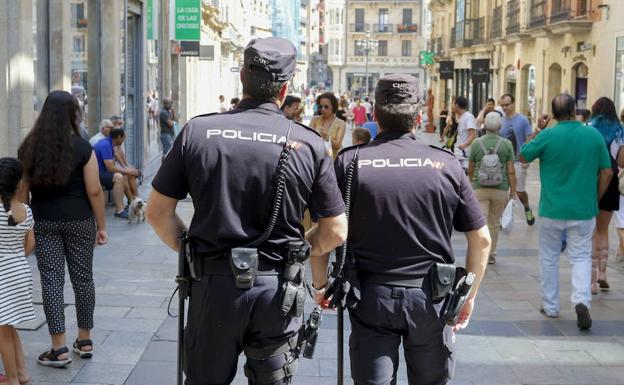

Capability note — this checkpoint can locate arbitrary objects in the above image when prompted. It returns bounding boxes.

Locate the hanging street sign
[174,0,201,41]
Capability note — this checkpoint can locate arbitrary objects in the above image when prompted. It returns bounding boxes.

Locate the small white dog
[128,197,147,224]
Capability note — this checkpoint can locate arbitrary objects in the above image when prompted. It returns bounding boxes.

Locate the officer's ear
[277,83,289,106]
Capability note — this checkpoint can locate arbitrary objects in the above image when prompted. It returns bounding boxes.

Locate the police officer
[327,74,491,385]
[146,37,347,385]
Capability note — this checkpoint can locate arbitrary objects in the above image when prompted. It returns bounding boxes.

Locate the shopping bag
[501,199,514,234]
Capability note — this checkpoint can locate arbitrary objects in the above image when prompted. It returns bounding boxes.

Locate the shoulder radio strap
[246,122,293,248]
[331,146,360,279]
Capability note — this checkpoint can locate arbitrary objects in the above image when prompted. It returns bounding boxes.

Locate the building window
[355,8,365,31]
[402,8,413,25]
[379,8,388,26]
[378,40,387,56]
[71,2,87,29]
[355,43,363,56]
[402,40,412,57]
[73,35,85,53]
[615,36,624,115]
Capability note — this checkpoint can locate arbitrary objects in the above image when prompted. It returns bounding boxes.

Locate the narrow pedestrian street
[2,131,621,385]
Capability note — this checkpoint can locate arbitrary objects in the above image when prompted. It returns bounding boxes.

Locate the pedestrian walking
[159,98,177,155]
[476,98,496,137]
[520,94,613,329]
[500,93,536,225]
[17,90,108,367]
[468,112,517,265]
[453,96,478,170]
[146,37,347,385]
[351,98,368,127]
[0,158,35,385]
[327,74,491,385]
[588,97,624,293]
[218,95,227,113]
[439,103,449,138]
[280,95,302,122]
[309,92,346,158]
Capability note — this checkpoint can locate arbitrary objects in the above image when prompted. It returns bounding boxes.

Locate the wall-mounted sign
[200,45,215,61]
[180,41,200,56]
[471,59,490,83]
[439,61,454,80]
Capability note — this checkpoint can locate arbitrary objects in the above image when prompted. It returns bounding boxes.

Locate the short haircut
[110,128,125,140]
[316,92,339,113]
[352,127,371,144]
[487,98,496,104]
[500,93,515,103]
[580,109,591,120]
[551,94,576,120]
[110,115,122,122]
[282,95,302,110]
[484,111,502,132]
[230,97,240,105]
[241,67,285,102]
[454,96,468,110]
[99,119,113,131]
[374,103,418,133]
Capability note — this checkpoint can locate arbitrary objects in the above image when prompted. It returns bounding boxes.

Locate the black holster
[280,241,310,318]
[429,263,475,325]
[230,248,259,289]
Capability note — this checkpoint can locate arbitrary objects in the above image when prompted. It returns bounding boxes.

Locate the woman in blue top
[589,97,624,294]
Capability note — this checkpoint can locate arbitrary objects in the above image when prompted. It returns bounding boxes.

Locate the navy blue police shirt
[334,130,486,277]
[152,99,346,260]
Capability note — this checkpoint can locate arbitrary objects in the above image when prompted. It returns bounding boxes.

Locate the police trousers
[348,282,455,385]
[184,274,302,385]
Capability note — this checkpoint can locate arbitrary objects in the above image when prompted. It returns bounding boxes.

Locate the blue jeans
[160,133,174,155]
[538,217,595,315]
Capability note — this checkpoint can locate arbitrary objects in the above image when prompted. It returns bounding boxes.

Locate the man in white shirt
[363,97,373,121]
[218,95,227,113]
[454,96,477,170]
[89,119,114,146]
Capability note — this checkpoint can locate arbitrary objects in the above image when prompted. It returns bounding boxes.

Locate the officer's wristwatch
[310,281,329,295]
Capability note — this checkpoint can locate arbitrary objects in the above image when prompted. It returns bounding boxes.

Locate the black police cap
[375,74,420,105]
[243,37,297,82]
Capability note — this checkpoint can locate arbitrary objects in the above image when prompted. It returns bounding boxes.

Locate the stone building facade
[429,0,624,125]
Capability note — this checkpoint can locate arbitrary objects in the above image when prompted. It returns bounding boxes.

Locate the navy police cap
[243,37,297,82]
[375,74,420,105]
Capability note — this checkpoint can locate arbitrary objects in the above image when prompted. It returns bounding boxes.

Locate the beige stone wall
[428,0,623,127]
[0,0,34,157]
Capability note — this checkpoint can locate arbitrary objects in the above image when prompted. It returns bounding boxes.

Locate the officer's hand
[453,298,474,332]
[315,291,331,309]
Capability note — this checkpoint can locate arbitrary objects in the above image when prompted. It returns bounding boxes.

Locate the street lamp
[355,31,378,96]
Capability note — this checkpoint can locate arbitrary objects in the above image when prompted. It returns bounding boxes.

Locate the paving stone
[73,363,134,385]
[140,340,176,362]
[514,320,565,337]
[124,360,176,385]
[103,331,155,348]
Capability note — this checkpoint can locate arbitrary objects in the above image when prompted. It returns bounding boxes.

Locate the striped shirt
[0,204,36,325]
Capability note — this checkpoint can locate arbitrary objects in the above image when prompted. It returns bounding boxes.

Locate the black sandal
[37,347,72,368]
[73,339,94,359]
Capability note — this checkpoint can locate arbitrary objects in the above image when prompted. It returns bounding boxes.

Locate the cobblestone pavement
[4,131,624,385]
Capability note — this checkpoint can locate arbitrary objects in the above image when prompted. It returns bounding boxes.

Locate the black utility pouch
[429,263,456,302]
[230,248,259,289]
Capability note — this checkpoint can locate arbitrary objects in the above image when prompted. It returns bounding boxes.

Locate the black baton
[176,232,190,385]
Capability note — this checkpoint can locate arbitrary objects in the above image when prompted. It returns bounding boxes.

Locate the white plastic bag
[501,199,514,234]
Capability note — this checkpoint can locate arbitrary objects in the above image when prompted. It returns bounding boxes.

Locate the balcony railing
[550,0,590,23]
[397,23,418,33]
[506,0,521,35]
[349,23,370,32]
[490,6,503,39]
[373,23,393,33]
[529,0,547,28]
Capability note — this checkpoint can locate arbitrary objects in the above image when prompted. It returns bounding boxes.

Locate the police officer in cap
[147,37,348,385]
[327,74,491,385]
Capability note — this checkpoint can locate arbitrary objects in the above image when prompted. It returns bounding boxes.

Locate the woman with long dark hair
[589,97,624,294]
[18,90,108,368]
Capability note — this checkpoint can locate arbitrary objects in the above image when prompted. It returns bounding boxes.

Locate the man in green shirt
[520,94,613,330]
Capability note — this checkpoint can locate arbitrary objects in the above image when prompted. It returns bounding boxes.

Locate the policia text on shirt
[147,37,347,385]
[322,74,491,385]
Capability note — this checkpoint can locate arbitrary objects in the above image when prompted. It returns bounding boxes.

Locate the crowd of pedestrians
[441,90,624,330]
[3,72,624,384]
